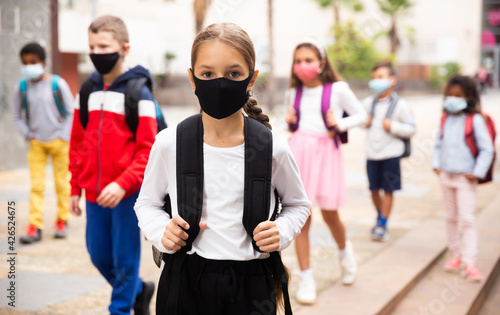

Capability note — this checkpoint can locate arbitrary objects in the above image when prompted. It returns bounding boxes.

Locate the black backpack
[79,76,167,136]
[370,93,411,158]
[153,114,292,315]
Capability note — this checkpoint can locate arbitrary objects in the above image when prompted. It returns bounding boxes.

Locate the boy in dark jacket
[69,15,155,315]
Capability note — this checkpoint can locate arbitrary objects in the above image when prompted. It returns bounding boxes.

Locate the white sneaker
[341,241,357,285]
[296,278,316,304]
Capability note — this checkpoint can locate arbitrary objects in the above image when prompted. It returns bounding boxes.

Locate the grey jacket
[12,75,74,142]
[433,113,494,179]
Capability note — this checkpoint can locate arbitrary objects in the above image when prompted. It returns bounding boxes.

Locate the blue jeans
[86,192,142,315]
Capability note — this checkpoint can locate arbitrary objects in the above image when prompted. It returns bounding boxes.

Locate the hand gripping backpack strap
[166,114,204,315]
[152,194,172,268]
[243,117,292,315]
[320,82,344,147]
[464,113,496,184]
[385,93,399,119]
[320,82,333,129]
[370,95,378,118]
[370,92,399,121]
[79,79,95,129]
[386,93,411,158]
[242,116,273,251]
[176,114,204,248]
[289,86,302,132]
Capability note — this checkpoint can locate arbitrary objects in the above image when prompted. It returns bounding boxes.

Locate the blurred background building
[0,0,492,170]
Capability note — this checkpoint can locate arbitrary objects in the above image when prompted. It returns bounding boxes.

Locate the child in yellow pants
[13,42,74,243]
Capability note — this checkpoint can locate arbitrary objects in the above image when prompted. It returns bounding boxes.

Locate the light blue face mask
[21,64,44,80]
[368,79,391,94]
[443,96,468,113]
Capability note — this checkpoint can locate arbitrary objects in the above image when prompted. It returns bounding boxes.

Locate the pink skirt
[289,129,347,210]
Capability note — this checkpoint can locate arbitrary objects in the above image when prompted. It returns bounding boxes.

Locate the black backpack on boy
[153,114,292,315]
[79,76,167,136]
[370,93,411,158]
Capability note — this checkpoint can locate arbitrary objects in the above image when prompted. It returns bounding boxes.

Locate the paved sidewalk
[1,92,499,314]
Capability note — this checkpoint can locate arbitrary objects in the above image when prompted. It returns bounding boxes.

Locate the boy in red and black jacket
[69,15,155,315]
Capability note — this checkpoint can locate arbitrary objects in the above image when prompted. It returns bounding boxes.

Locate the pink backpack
[288,83,348,147]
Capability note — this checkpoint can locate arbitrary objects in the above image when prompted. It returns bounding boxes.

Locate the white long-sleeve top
[363,95,416,161]
[284,81,367,134]
[134,126,312,261]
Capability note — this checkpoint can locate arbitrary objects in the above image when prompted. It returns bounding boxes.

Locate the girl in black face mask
[134,23,312,315]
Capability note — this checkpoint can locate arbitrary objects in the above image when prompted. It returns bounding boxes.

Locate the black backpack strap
[166,114,203,315]
[385,93,399,118]
[243,116,273,252]
[243,118,292,315]
[176,114,204,252]
[79,79,94,129]
[124,77,148,137]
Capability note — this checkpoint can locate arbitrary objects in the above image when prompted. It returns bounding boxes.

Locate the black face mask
[89,52,120,74]
[191,69,254,120]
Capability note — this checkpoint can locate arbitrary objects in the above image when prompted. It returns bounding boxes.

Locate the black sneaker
[20,224,42,244]
[54,220,67,239]
[134,281,155,315]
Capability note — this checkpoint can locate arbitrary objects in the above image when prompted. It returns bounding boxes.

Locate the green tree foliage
[328,22,380,80]
[375,0,414,53]
[313,0,363,24]
[429,62,462,88]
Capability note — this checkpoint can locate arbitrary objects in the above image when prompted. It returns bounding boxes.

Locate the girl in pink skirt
[285,38,367,304]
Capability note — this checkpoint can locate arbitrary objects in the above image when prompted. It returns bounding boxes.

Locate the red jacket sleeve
[69,103,85,196]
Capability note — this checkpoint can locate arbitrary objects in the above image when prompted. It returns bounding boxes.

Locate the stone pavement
[0,92,499,314]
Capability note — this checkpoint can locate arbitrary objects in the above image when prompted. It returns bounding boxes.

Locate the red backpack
[440,112,496,184]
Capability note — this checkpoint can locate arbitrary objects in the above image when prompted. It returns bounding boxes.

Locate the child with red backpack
[433,74,495,282]
[284,38,367,303]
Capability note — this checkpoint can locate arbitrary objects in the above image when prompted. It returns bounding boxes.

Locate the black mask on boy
[89,52,120,75]
[191,69,254,120]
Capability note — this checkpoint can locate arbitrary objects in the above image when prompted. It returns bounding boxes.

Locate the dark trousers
[156,253,276,315]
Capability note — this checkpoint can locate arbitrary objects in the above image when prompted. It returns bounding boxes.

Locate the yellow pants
[28,139,70,230]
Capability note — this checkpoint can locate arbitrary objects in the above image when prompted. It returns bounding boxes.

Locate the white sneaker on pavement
[296,277,317,304]
[341,240,357,285]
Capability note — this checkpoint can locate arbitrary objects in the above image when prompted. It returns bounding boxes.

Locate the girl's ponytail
[243,97,272,130]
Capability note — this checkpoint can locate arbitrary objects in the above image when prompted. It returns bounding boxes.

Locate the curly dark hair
[444,75,481,114]
[20,42,46,62]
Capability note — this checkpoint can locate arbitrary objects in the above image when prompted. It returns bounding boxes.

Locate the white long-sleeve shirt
[134,125,311,261]
[284,81,367,134]
[363,95,416,161]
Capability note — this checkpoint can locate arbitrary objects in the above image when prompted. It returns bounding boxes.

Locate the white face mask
[21,63,44,80]
[443,96,468,113]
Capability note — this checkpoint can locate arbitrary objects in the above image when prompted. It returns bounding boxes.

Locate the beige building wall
[59,0,482,77]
